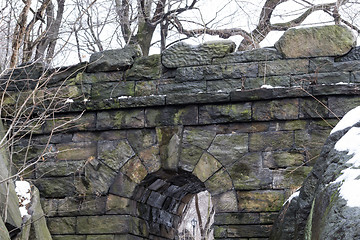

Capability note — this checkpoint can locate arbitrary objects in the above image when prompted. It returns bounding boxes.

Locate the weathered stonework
[1,25,360,239]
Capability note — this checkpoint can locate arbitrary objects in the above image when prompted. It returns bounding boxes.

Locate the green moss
[305,198,315,240]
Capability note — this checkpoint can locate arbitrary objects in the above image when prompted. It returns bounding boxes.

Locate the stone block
[55,142,96,161]
[98,140,135,171]
[109,172,137,198]
[47,217,76,234]
[158,81,206,94]
[237,190,285,212]
[97,109,145,130]
[182,126,216,150]
[204,169,233,195]
[228,153,272,190]
[263,151,305,169]
[125,54,161,80]
[0,211,10,239]
[214,212,260,225]
[52,235,86,240]
[192,152,222,182]
[203,63,258,80]
[214,224,272,238]
[273,167,312,189]
[127,129,157,152]
[260,212,279,224]
[138,145,161,173]
[166,92,230,105]
[86,235,116,240]
[211,191,238,212]
[147,191,166,208]
[328,96,360,118]
[213,47,282,64]
[252,98,299,121]
[43,113,96,133]
[244,76,290,89]
[309,57,360,73]
[295,129,331,163]
[79,196,106,215]
[275,25,355,58]
[135,80,158,96]
[77,215,148,236]
[120,156,148,183]
[259,59,308,76]
[162,40,235,68]
[175,66,204,81]
[206,79,244,92]
[249,131,293,152]
[76,163,118,196]
[87,45,142,72]
[145,106,198,127]
[208,133,248,167]
[299,97,328,119]
[35,177,75,198]
[106,194,136,214]
[270,120,307,131]
[179,144,203,172]
[199,103,251,124]
[36,160,84,177]
[291,72,350,87]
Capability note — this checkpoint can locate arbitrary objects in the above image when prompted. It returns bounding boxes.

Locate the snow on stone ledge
[332,127,360,207]
[15,181,31,217]
[331,106,360,134]
[283,190,300,206]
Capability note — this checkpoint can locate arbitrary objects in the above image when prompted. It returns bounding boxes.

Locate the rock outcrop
[275,25,355,58]
[270,106,360,240]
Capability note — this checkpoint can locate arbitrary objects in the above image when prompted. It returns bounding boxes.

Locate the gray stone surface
[162,40,236,68]
[275,25,355,58]
[87,45,142,72]
[270,106,360,240]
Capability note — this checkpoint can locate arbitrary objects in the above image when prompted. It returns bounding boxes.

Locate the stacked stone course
[2,25,360,239]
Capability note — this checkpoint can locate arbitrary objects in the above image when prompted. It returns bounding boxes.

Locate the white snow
[118,96,131,99]
[260,85,285,89]
[335,82,349,85]
[65,98,74,103]
[15,181,31,217]
[330,106,360,134]
[83,98,90,102]
[283,190,300,206]
[331,126,360,207]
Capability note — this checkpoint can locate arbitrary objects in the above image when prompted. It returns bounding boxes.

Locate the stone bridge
[3,25,360,239]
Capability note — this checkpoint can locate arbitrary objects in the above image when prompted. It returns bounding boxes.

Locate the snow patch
[330,106,360,134]
[118,96,131,99]
[332,127,360,207]
[15,181,31,217]
[335,82,349,85]
[260,85,285,89]
[283,190,300,206]
[65,98,74,103]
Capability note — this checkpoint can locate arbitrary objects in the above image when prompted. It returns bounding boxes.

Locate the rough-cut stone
[213,47,282,64]
[228,153,272,190]
[270,106,360,240]
[145,106,198,127]
[214,224,272,238]
[204,168,233,195]
[120,156,148,183]
[259,59,308,76]
[249,131,293,152]
[192,152,222,182]
[125,54,161,80]
[47,217,76,234]
[98,140,135,171]
[336,45,360,62]
[208,133,248,167]
[211,191,238,212]
[275,25,355,58]
[0,122,22,234]
[87,45,142,72]
[97,109,145,130]
[0,216,10,240]
[162,40,236,68]
[238,190,285,212]
[199,103,251,124]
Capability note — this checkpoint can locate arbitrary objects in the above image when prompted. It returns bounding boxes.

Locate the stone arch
[104,125,240,239]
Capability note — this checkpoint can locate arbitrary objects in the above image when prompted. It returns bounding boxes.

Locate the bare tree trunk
[10,0,32,68]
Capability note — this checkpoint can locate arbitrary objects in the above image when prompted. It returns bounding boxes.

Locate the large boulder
[0,121,22,236]
[275,25,355,58]
[162,40,236,68]
[86,45,142,72]
[270,106,360,240]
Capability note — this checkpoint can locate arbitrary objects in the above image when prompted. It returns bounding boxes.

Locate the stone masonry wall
[2,25,360,239]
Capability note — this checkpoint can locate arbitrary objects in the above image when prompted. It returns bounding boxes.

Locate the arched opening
[133,169,215,239]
